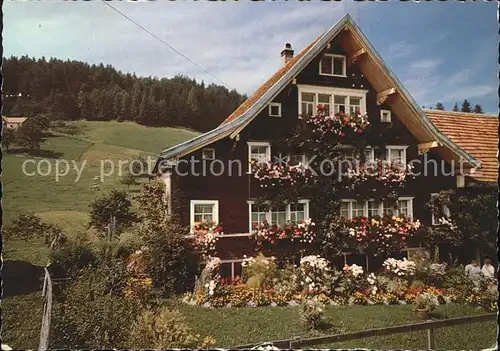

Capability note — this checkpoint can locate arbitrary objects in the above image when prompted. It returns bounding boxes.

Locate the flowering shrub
[252,161,315,189]
[191,257,222,304]
[413,292,439,311]
[123,276,153,303]
[341,215,421,256]
[346,159,413,189]
[298,255,332,295]
[300,105,370,139]
[242,253,278,289]
[300,296,325,330]
[192,220,223,258]
[251,219,316,247]
[339,264,365,296]
[382,258,416,279]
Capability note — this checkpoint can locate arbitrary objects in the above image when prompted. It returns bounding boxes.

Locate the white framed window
[380,109,392,123]
[298,85,367,117]
[248,200,310,232]
[269,102,282,117]
[340,198,413,220]
[338,146,373,163]
[367,200,382,218]
[386,145,408,165]
[319,54,347,77]
[397,197,414,220]
[430,193,451,225]
[190,200,219,232]
[364,147,375,162]
[202,148,215,160]
[271,204,287,227]
[300,92,315,116]
[220,259,245,279]
[248,141,271,172]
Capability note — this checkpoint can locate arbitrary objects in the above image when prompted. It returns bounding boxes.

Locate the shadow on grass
[2,260,44,297]
[4,148,63,159]
[429,311,449,320]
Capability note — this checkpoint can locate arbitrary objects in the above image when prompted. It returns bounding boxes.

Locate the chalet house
[2,116,28,130]
[155,14,498,278]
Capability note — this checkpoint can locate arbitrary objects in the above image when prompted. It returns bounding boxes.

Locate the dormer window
[320,54,346,77]
[269,102,282,117]
[381,110,392,123]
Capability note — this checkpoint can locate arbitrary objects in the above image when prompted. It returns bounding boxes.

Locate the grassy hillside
[2,121,200,252]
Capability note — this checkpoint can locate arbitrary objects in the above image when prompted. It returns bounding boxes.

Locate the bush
[300,296,325,330]
[5,212,66,244]
[443,265,475,297]
[52,265,140,348]
[242,253,278,289]
[49,233,96,277]
[127,307,215,348]
[139,219,200,296]
[88,189,137,236]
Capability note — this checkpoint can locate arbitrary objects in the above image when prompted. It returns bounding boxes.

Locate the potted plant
[413,292,439,320]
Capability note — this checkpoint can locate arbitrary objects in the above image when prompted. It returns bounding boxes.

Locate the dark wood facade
[169,35,458,262]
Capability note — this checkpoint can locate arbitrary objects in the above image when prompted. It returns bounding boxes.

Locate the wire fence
[38,267,53,351]
[235,313,497,350]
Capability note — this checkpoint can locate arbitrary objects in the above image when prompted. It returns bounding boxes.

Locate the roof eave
[345,20,482,169]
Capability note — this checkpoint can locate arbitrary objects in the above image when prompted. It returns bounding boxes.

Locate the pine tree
[461,100,471,113]
[435,102,445,110]
[452,102,459,112]
[473,104,483,114]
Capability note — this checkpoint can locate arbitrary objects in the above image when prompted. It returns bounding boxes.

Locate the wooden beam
[348,48,366,65]
[376,87,397,105]
[418,141,439,154]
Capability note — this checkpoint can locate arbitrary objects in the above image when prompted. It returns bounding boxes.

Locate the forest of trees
[432,100,484,113]
[2,56,246,132]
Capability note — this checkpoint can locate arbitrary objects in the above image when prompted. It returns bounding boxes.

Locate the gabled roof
[2,116,28,124]
[159,13,481,171]
[425,109,498,183]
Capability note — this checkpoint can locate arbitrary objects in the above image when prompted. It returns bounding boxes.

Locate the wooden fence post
[426,327,435,350]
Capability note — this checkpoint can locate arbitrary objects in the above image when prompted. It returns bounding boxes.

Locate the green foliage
[136,218,199,296]
[127,307,214,349]
[435,102,445,110]
[299,297,325,330]
[2,127,16,151]
[16,118,45,152]
[119,171,138,189]
[2,56,245,132]
[88,189,136,236]
[134,181,199,295]
[52,264,140,348]
[5,212,66,245]
[242,253,278,289]
[473,104,483,114]
[49,233,97,277]
[425,187,496,253]
[442,265,475,297]
[460,99,471,113]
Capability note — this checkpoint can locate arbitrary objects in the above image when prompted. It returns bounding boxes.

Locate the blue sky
[3,1,497,113]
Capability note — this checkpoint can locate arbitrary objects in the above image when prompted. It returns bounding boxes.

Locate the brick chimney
[280,43,294,65]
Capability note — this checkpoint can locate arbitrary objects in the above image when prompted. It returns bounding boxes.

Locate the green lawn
[1,292,44,349]
[67,120,200,154]
[180,304,497,349]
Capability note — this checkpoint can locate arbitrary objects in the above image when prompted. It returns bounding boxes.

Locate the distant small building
[2,116,28,130]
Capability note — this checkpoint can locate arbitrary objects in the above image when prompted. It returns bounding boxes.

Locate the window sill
[319,73,347,78]
[269,115,282,118]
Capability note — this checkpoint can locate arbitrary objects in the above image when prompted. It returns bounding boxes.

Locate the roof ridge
[423,109,497,118]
